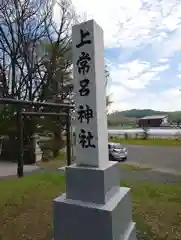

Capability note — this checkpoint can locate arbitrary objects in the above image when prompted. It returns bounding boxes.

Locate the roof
[139,115,168,120]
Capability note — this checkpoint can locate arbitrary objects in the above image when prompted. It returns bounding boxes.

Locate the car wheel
[122,157,127,162]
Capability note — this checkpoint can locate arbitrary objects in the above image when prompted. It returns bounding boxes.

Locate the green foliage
[124,132,128,140]
[142,127,149,140]
[0,106,17,135]
[108,109,181,126]
[168,112,181,122]
[110,138,181,146]
[120,109,166,118]
[107,111,137,127]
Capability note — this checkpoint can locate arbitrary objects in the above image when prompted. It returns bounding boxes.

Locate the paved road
[1,145,181,178]
[125,145,181,174]
[0,162,39,178]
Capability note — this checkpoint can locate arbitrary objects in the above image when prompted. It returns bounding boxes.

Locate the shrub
[124,132,128,140]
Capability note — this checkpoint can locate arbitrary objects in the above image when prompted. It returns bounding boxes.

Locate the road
[125,145,181,174]
[0,162,39,178]
[1,145,181,178]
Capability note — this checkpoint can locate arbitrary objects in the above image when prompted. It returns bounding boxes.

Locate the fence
[108,128,181,140]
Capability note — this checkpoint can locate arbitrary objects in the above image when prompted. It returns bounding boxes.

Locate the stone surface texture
[72,19,109,168]
[53,162,136,240]
[53,187,136,240]
[53,19,136,240]
[66,162,120,204]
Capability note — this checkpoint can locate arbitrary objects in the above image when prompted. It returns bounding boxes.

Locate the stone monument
[53,19,137,240]
[31,134,43,162]
[35,137,43,162]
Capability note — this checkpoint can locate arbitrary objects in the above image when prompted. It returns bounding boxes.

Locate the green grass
[120,163,151,171]
[110,138,181,146]
[0,172,181,240]
[123,181,181,240]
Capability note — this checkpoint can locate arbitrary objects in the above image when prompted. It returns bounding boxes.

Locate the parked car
[108,142,127,162]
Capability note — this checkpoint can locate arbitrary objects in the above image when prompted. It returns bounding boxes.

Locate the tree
[142,127,149,140]
[0,0,113,161]
[0,0,77,162]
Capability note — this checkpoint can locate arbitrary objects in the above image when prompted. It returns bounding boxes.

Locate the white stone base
[35,152,42,162]
[35,141,42,162]
[123,222,136,240]
[53,187,136,240]
[57,166,66,173]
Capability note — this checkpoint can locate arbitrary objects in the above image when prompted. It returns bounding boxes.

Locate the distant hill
[108,109,181,126]
[119,109,166,118]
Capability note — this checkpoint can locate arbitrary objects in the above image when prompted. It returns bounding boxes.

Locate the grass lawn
[110,138,181,146]
[0,172,181,240]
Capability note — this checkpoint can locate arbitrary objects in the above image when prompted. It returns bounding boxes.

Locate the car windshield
[108,143,124,149]
[112,143,122,149]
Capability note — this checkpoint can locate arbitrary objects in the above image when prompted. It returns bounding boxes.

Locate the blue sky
[56,0,181,112]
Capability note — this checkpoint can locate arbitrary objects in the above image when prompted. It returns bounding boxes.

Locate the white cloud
[152,64,169,72]
[107,59,172,112]
[109,60,169,90]
[162,2,181,31]
[159,28,181,58]
[159,58,169,63]
[71,0,181,56]
[108,85,136,112]
[177,63,181,72]
[66,0,181,111]
[72,0,142,48]
[109,60,151,88]
[109,86,181,112]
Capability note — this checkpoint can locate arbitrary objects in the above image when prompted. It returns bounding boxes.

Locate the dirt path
[120,168,181,184]
[0,162,40,178]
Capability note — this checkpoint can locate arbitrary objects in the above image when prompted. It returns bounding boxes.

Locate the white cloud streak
[69,0,181,111]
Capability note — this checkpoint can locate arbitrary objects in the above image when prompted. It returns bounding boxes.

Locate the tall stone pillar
[53,19,137,240]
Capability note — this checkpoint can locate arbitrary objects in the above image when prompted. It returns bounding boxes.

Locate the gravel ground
[1,165,181,184]
[120,168,181,184]
[58,164,181,184]
[58,166,181,184]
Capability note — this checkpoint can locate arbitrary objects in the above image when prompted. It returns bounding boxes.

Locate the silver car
[108,142,128,162]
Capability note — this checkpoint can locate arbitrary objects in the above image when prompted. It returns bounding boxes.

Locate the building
[138,115,168,128]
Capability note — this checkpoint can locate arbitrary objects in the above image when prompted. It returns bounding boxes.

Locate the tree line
[0,0,111,163]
